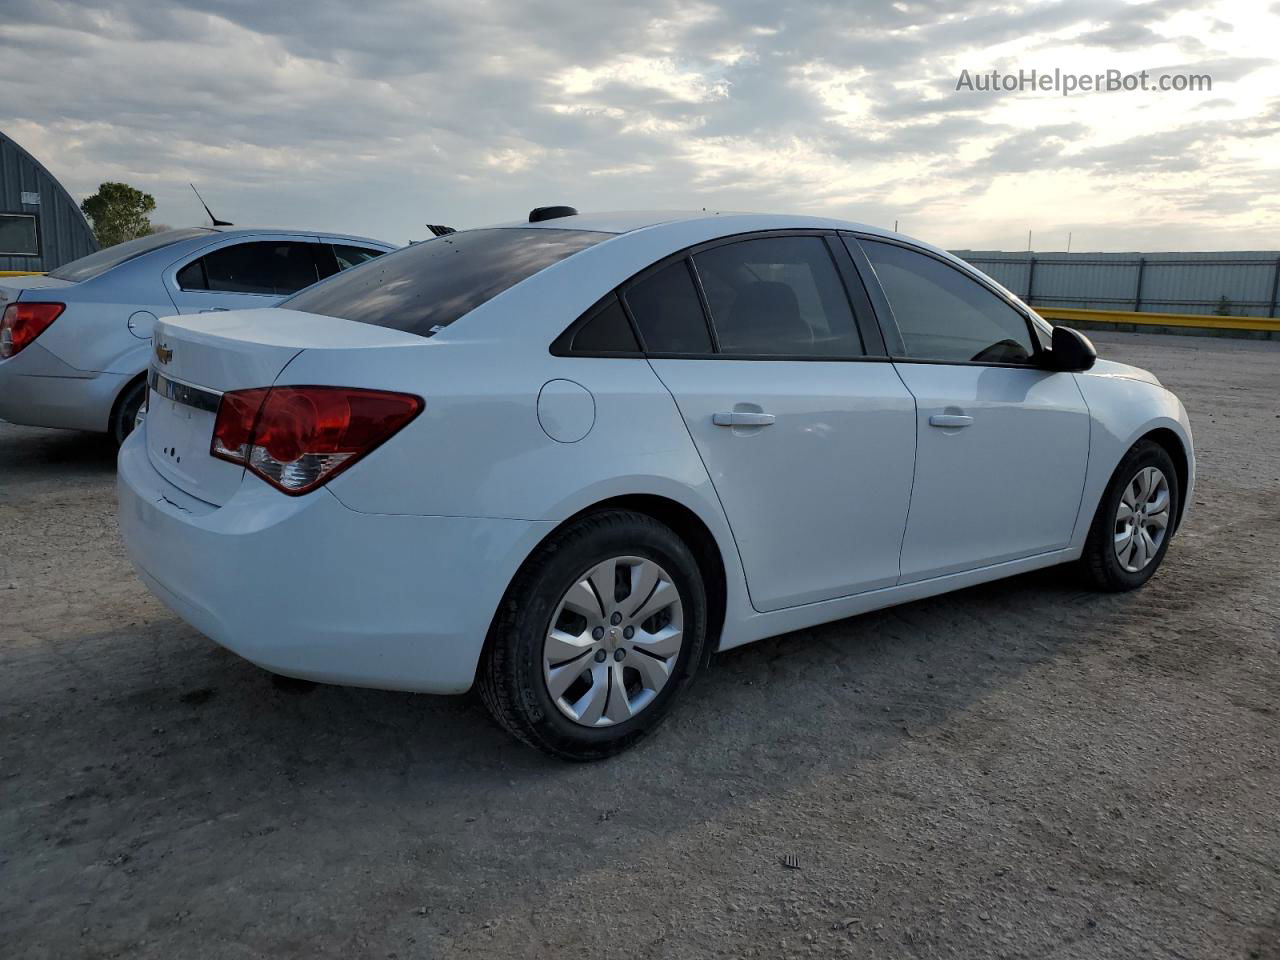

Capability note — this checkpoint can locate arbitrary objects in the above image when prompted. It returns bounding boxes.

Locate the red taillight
[210,387,270,463]
[211,385,423,495]
[0,302,65,358]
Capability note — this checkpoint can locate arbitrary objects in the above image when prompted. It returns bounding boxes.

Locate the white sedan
[117,210,1194,759]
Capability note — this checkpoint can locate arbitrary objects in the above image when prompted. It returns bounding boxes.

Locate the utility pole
[893,219,898,232]
[1027,229,1032,252]
[1066,232,1072,254]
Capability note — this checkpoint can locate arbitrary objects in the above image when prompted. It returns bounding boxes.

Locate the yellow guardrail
[1036,306,1280,333]
[0,270,44,277]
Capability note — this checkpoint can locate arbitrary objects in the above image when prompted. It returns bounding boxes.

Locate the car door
[628,233,917,612]
[852,236,1090,583]
[165,237,334,314]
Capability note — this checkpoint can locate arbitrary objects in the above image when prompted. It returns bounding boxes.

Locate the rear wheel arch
[579,495,727,662]
[484,494,729,671]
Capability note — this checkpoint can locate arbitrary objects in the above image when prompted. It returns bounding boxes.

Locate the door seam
[642,357,762,614]
[889,360,919,586]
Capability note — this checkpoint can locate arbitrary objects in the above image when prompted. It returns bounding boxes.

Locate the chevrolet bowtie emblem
[155,342,173,364]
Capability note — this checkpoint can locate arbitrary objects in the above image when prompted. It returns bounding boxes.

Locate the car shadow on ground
[0,423,117,485]
[8,561,1106,843]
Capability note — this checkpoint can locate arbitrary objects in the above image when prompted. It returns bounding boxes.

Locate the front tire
[1080,440,1180,591]
[478,510,708,760]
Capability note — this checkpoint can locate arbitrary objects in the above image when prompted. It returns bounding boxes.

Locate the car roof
[483,209,908,243]
[204,227,395,247]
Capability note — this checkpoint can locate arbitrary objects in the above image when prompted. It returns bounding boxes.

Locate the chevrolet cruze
[0,227,394,445]
[117,209,1194,759]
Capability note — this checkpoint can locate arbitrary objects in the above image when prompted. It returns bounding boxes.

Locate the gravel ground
[2,331,1277,959]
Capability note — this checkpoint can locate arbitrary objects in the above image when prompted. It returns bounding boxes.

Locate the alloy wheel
[1114,466,1170,573]
[542,555,684,727]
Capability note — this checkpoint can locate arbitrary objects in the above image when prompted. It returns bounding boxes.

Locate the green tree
[80,182,156,248]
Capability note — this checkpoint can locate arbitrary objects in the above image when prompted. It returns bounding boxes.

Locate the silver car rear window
[50,228,217,282]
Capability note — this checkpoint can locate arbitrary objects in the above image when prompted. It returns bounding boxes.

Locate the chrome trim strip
[148,367,222,414]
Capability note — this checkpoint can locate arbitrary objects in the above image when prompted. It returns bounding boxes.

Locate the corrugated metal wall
[954,250,1280,318]
[0,131,98,272]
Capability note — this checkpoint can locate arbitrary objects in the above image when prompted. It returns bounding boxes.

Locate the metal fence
[951,250,1280,318]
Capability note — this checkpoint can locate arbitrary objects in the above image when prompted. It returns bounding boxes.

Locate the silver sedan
[0,227,395,445]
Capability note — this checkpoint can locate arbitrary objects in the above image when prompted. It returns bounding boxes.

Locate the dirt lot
[2,331,1277,959]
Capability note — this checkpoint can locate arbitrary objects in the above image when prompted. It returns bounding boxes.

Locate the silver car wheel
[543,555,684,728]
[1114,465,1170,573]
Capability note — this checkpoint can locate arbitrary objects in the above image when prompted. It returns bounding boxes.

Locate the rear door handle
[713,411,776,427]
[929,414,973,428]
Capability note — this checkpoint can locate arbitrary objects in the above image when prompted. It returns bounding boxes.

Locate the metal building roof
[0,130,98,272]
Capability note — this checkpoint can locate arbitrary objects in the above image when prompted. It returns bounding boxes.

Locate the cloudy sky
[2,0,1277,250]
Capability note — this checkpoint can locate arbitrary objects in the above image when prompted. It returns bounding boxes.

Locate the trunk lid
[145,308,426,505]
[0,275,76,311]
[0,275,77,297]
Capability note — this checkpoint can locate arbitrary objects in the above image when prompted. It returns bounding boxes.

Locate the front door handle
[929,414,973,428]
[713,411,776,427]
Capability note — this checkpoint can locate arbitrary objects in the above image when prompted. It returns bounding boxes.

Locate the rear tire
[478,509,708,761]
[1080,440,1180,592]
[109,376,146,448]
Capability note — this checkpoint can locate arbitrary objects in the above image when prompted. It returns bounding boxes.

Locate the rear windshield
[281,228,608,336]
[50,228,216,282]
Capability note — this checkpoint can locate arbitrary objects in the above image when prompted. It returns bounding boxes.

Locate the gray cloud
[1077,22,1161,49]
[0,0,1275,249]
[966,124,1089,176]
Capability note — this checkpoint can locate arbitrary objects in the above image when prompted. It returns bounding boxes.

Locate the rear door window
[187,241,324,295]
[692,236,864,357]
[332,244,386,269]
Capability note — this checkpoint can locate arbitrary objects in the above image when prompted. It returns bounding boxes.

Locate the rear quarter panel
[290,340,727,527]
[27,261,173,374]
[280,337,752,644]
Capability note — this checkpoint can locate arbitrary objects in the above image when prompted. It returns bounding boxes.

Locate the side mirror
[1045,325,1096,372]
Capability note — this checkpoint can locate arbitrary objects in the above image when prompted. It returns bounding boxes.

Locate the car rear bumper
[0,343,127,432]
[117,429,554,693]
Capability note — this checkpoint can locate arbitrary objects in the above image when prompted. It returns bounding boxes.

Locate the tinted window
[570,296,640,353]
[862,240,1035,363]
[176,259,206,290]
[0,214,38,256]
[314,244,341,282]
[332,244,385,269]
[283,229,606,336]
[623,260,712,354]
[189,241,323,295]
[50,228,215,282]
[693,236,863,357]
